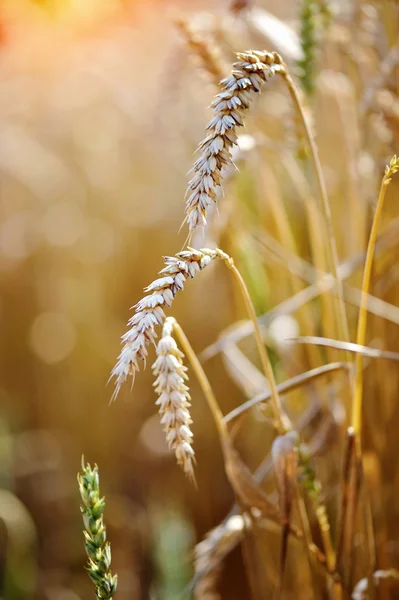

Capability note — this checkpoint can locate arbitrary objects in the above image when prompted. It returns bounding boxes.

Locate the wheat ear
[153,317,195,482]
[111,248,227,399]
[78,459,118,600]
[183,50,285,232]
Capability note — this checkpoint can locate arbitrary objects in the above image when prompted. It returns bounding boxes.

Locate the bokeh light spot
[29,312,76,364]
[43,202,86,248]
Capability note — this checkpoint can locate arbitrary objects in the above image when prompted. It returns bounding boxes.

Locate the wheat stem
[218,255,291,434]
[352,155,399,441]
[171,318,228,441]
[281,69,352,371]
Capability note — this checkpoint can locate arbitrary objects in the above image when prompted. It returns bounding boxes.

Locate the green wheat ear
[78,457,118,599]
[297,0,333,97]
[297,0,317,97]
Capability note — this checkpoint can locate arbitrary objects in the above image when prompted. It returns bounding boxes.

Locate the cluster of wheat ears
[78,14,399,600]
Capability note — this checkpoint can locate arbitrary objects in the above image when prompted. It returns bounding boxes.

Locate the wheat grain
[152,317,195,482]
[184,50,285,232]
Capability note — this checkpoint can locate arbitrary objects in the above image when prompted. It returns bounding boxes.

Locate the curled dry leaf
[194,513,249,600]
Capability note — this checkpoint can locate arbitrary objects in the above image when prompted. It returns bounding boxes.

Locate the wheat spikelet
[111,248,228,398]
[152,317,195,482]
[184,50,285,232]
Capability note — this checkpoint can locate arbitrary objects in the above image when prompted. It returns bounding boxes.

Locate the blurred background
[0,0,399,598]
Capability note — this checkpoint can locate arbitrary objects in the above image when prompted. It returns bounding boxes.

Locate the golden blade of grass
[221,342,269,398]
[200,216,399,361]
[253,150,325,369]
[292,336,399,361]
[223,362,348,425]
[254,229,399,326]
[352,156,399,439]
[279,67,352,370]
[281,154,337,358]
[337,155,398,589]
[220,253,292,434]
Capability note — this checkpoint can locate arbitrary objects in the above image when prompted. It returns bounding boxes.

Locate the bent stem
[221,254,291,434]
[221,253,338,587]
[280,68,352,372]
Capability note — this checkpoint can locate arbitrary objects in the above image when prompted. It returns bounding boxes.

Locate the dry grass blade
[254,229,399,326]
[243,7,301,61]
[223,362,348,425]
[192,399,342,596]
[200,217,399,361]
[222,341,269,399]
[293,336,399,361]
[222,435,278,518]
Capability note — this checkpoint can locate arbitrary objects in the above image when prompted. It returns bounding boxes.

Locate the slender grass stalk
[337,155,398,595]
[224,258,291,434]
[280,68,352,372]
[351,155,399,442]
[223,362,348,424]
[78,459,118,600]
[217,256,338,589]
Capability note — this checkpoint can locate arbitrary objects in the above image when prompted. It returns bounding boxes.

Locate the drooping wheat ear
[78,459,118,600]
[183,50,285,232]
[175,17,225,87]
[152,317,195,482]
[193,514,248,600]
[111,248,228,398]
